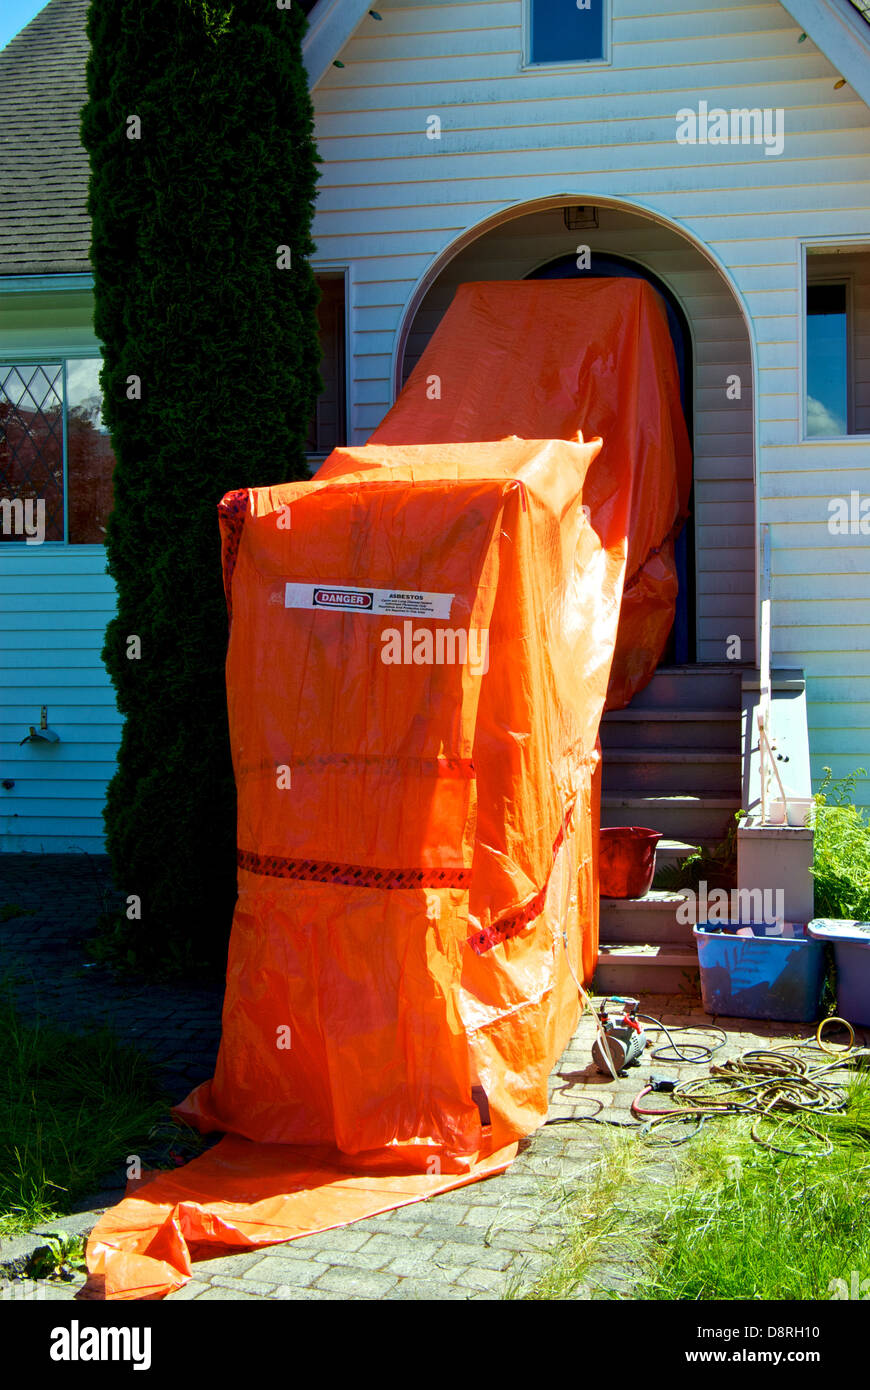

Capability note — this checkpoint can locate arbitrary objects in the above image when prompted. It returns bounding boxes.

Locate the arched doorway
[394,198,756,670]
[526,251,694,664]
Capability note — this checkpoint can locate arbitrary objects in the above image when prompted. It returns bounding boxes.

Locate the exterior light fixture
[563,206,599,231]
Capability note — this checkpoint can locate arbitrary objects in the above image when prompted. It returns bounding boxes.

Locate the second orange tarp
[367,279,692,708]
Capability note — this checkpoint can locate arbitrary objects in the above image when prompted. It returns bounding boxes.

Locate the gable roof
[2,0,870,280]
[303,0,373,89]
[0,0,91,277]
[779,0,870,108]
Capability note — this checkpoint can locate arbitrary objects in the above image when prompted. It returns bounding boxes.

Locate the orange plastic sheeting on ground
[82,1135,517,1300]
[363,279,692,708]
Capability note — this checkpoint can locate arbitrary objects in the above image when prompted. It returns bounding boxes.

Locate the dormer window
[528,0,608,65]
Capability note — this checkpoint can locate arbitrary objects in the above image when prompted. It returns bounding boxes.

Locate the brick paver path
[1,854,819,1300]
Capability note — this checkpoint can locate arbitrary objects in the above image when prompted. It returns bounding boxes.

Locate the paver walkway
[0,854,820,1301]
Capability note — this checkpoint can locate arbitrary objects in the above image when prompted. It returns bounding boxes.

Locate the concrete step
[625,664,744,711]
[600,707,738,751]
[592,943,700,997]
[601,794,741,841]
[601,749,740,795]
[599,890,695,945]
[655,836,709,872]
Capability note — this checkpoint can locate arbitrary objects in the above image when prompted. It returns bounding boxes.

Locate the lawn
[524,1064,870,1301]
[0,987,170,1238]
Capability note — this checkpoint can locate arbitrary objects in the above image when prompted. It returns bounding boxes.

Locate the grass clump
[812,768,870,921]
[0,990,170,1237]
[515,1129,657,1299]
[638,1075,870,1300]
[526,1074,870,1301]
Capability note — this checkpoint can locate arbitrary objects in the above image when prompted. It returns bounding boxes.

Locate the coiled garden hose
[633,1017,870,1155]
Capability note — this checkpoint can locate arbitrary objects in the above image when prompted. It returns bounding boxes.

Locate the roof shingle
[0,0,91,277]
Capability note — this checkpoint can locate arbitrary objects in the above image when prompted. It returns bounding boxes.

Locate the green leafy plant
[811,768,870,920]
[87,909,221,983]
[81,0,322,971]
[29,1231,88,1282]
[653,811,744,892]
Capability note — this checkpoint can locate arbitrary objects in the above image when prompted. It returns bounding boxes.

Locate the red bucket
[599,826,662,898]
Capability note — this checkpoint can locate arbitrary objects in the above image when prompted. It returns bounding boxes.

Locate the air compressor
[591,996,649,1075]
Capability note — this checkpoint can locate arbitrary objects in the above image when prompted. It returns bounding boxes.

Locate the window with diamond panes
[66,359,116,542]
[0,364,64,541]
[0,359,116,543]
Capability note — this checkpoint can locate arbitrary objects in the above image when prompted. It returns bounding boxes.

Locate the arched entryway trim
[389,194,757,407]
[388,193,760,666]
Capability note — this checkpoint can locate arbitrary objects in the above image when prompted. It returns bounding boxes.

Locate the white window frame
[798,236,870,444]
[521,0,612,73]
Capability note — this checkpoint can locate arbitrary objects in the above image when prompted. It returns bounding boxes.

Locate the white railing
[757,523,789,823]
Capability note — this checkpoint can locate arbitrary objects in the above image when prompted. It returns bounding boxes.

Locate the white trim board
[778,0,870,109]
[303,0,374,89]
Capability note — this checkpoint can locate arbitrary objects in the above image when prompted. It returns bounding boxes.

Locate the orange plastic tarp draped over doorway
[84,280,689,1301]
[365,279,693,709]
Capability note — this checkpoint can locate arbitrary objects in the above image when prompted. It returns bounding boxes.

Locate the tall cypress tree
[81,0,321,967]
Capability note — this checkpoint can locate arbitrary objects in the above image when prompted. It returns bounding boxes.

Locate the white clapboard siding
[0,547,120,852]
[310,0,870,803]
[1,287,121,852]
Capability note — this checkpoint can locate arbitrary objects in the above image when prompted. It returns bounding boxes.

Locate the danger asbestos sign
[285,583,454,619]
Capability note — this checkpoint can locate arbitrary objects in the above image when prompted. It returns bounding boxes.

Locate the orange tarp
[368,280,692,708]
[84,280,690,1299]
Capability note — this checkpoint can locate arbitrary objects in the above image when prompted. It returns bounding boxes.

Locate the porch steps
[593,943,701,998]
[656,836,711,872]
[593,665,744,1000]
[600,794,740,840]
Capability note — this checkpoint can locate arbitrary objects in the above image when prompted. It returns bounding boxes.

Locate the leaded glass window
[0,359,116,543]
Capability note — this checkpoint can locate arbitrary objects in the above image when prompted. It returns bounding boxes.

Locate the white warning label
[284,583,454,620]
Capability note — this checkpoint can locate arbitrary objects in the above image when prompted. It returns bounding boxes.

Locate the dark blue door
[527,253,693,664]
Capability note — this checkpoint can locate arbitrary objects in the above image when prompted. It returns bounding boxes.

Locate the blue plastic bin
[693,921,825,1022]
[806,920,870,1027]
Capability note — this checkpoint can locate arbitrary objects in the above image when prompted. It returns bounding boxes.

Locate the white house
[2,0,869,903]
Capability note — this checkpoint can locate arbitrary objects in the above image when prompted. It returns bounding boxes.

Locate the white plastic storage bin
[806,920,870,1027]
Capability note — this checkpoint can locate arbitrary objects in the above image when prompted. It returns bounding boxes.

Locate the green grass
[638,1076,870,1300]
[0,989,172,1237]
[0,903,36,923]
[516,1129,653,1299]
[812,768,870,921]
[524,1077,870,1301]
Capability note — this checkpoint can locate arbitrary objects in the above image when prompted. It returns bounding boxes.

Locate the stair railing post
[758,523,772,823]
